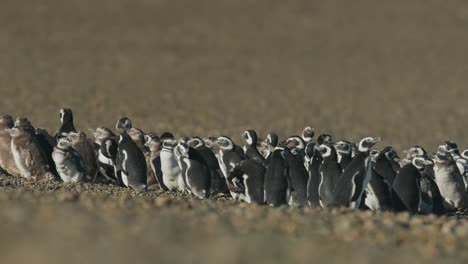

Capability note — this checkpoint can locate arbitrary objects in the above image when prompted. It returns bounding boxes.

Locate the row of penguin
[1,108,467,215]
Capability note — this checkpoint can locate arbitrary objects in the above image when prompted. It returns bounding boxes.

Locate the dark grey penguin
[174,143,211,199]
[52,137,85,183]
[242,130,265,164]
[228,159,266,204]
[285,136,306,165]
[144,133,168,190]
[317,142,342,208]
[374,147,399,186]
[264,147,289,207]
[317,134,333,145]
[301,127,315,144]
[10,117,54,180]
[115,118,147,192]
[419,166,447,216]
[334,140,354,171]
[283,147,308,207]
[433,152,468,211]
[363,149,393,212]
[331,137,380,208]
[0,115,20,176]
[305,142,322,207]
[215,136,246,200]
[392,157,432,213]
[66,131,99,182]
[188,136,228,194]
[98,137,120,184]
[56,108,76,139]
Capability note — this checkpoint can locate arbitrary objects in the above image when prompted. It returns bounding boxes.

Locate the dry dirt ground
[1,0,468,263]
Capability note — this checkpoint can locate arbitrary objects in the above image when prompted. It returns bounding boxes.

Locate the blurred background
[1,0,468,149]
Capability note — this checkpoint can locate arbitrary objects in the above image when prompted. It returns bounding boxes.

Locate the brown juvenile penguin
[145,133,168,190]
[66,131,99,182]
[0,115,20,176]
[10,117,54,180]
[90,127,116,146]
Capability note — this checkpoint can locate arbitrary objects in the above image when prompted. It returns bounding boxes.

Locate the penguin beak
[423,160,434,166]
[373,137,382,143]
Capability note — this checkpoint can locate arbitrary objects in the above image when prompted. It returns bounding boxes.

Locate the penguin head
[56,137,73,150]
[174,143,190,159]
[301,127,315,143]
[0,115,14,130]
[59,108,74,125]
[442,140,460,156]
[162,138,177,150]
[90,127,115,143]
[412,156,433,169]
[285,136,305,149]
[66,131,86,144]
[160,132,175,141]
[370,149,380,160]
[7,127,21,138]
[334,140,353,155]
[381,146,398,161]
[188,137,204,149]
[433,152,454,165]
[178,136,190,144]
[216,136,235,151]
[115,117,132,134]
[357,137,381,152]
[403,145,427,160]
[202,137,217,150]
[127,128,146,146]
[317,134,333,145]
[257,140,275,159]
[242,130,258,146]
[144,133,161,152]
[318,142,336,158]
[265,132,279,147]
[462,150,468,160]
[14,117,35,134]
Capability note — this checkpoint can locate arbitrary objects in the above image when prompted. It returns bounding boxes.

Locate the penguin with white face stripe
[363,148,393,211]
[56,108,76,139]
[115,118,147,192]
[215,136,246,199]
[301,127,314,144]
[174,142,211,199]
[264,146,289,207]
[334,140,354,171]
[188,137,228,194]
[317,142,341,208]
[317,134,333,145]
[305,142,322,207]
[331,137,380,208]
[392,156,432,213]
[228,159,266,204]
[242,130,264,164]
[283,147,308,207]
[160,138,187,193]
[265,132,279,148]
[98,137,120,184]
[401,146,427,167]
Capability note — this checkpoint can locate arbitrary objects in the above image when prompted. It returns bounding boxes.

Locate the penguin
[9,117,54,180]
[419,166,447,216]
[56,108,76,138]
[265,132,279,148]
[401,145,428,167]
[242,130,265,164]
[363,149,393,211]
[306,142,322,207]
[174,143,211,199]
[115,119,147,192]
[433,152,468,211]
[462,150,468,160]
[127,128,148,152]
[285,136,306,164]
[66,131,99,182]
[188,137,228,194]
[52,137,85,183]
[264,147,289,207]
[35,128,57,149]
[90,127,116,146]
[331,137,380,208]
[215,136,245,180]
[392,156,432,214]
[257,140,275,160]
[228,159,266,204]
[98,137,120,184]
[334,140,354,171]
[317,134,333,145]
[160,138,186,192]
[145,133,168,190]
[283,147,308,207]
[373,147,399,186]
[301,127,314,144]
[317,142,342,208]
[0,115,20,176]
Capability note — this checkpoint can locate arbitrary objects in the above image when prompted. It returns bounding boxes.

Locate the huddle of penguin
[0,109,467,214]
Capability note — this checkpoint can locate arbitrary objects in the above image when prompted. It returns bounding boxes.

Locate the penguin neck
[60,120,76,134]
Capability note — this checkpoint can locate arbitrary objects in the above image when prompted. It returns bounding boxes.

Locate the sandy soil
[1,0,468,263]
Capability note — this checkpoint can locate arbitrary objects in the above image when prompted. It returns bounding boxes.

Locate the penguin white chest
[52,150,83,183]
[160,150,183,190]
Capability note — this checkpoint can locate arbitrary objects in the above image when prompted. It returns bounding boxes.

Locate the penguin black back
[264,148,289,207]
[306,142,322,207]
[57,108,76,138]
[242,130,265,164]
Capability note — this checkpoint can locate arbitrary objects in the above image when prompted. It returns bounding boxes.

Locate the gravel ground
[2,0,468,263]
